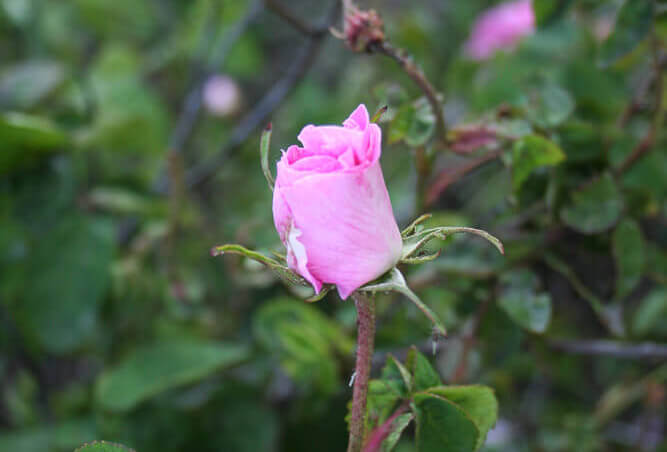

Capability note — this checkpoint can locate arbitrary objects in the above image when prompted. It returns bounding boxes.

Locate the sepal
[358,267,447,337]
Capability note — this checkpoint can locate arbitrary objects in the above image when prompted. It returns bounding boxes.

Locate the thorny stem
[348,292,376,452]
[369,41,447,145]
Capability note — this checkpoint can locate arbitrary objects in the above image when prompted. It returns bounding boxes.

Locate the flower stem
[348,292,376,452]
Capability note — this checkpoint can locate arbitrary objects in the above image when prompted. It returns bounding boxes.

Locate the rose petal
[343,104,370,130]
[279,162,402,299]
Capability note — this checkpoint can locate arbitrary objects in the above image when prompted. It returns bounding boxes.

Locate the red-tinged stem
[362,403,409,452]
[348,292,376,452]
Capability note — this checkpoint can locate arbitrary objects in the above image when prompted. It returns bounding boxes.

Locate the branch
[265,0,328,37]
[614,37,665,175]
[169,0,263,154]
[550,339,667,359]
[368,41,447,145]
[182,1,340,190]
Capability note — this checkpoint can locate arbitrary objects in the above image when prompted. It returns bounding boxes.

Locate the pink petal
[343,104,370,130]
[272,185,323,293]
[279,162,402,299]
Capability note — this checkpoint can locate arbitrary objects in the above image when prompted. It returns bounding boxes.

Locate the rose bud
[463,0,535,61]
[272,104,402,299]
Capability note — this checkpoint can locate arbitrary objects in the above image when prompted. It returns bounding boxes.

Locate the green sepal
[359,268,446,337]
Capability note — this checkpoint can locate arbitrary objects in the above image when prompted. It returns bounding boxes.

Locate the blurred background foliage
[0,0,665,450]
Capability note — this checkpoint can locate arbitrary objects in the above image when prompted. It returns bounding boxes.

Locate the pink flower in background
[203,74,241,116]
[272,104,402,299]
[464,0,535,61]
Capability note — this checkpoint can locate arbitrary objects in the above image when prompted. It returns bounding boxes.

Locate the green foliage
[1,0,664,450]
[253,298,354,395]
[612,219,645,299]
[95,341,249,412]
[76,441,135,452]
[427,386,498,451]
[511,134,565,190]
[414,393,479,452]
[498,270,552,334]
[14,216,114,353]
[599,0,654,66]
[560,173,624,234]
[366,350,498,451]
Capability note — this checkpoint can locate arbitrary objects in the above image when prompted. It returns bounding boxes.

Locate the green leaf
[360,268,447,337]
[0,60,66,109]
[428,386,498,451]
[523,84,575,128]
[406,347,441,392]
[612,219,645,299]
[95,340,249,412]
[253,298,354,394]
[14,216,114,353]
[380,356,411,398]
[498,270,552,333]
[388,101,435,146]
[512,134,565,190]
[389,104,414,144]
[259,124,275,190]
[599,0,654,67]
[533,0,574,27]
[367,379,404,429]
[0,112,67,173]
[560,173,624,234]
[382,413,414,452]
[632,289,667,338]
[75,441,136,452]
[414,392,479,452]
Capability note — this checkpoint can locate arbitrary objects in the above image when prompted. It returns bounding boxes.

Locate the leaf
[388,101,435,146]
[632,289,667,338]
[612,219,645,299]
[75,441,136,452]
[523,84,575,129]
[533,0,574,26]
[599,0,654,67]
[414,392,479,452]
[359,268,447,337]
[14,216,114,353]
[0,60,66,109]
[0,112,67,174]
[380,356,411,398]
[382,413,414,452]
[259,124,275,190]
[388,104,414,144]
[512,134,565,190]
[560,173,624,234]
[367,379,404,429]
[498,270,552,333]
[406,347,441,392]
[428,386,498,451]
[95,340,249,412]
[253,298,354,394]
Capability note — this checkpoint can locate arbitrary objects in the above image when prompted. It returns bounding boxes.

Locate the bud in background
[202,74,242,117]
[463,0,535,61]
[334,0,385,53]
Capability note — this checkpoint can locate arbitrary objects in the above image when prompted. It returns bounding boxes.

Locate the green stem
[347,292,376,452]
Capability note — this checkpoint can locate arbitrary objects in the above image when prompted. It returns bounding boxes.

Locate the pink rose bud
[272,104,402,299]
[464,0,535,61]
[202,74,241,117]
